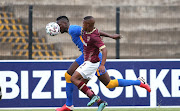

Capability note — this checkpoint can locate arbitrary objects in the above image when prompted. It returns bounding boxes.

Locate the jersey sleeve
[93,36,106,50]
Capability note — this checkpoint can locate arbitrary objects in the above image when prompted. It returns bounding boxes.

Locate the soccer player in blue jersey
[55,16,151,111]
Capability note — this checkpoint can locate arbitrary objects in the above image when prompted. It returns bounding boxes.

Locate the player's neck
[87,27,95,33]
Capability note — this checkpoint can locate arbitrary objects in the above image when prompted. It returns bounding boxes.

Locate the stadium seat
[0,31,37,37]
[0,18,21,24]
[12,43,54,50]
[0,37,46,44]
[0,24,29,31]
[12,50,62,57]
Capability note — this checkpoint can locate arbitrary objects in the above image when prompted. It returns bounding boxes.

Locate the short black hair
[83,16,93,20]
[56,16,69,22]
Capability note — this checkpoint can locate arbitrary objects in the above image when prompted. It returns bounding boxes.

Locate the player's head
[56,16,70,33]
[83,16,95,32]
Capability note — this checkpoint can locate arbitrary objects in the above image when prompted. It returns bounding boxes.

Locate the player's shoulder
[88,28,99,35]
[91,28,100,37]
[69,25,82,35]
[69,25,82,32]
[69,25,82,28]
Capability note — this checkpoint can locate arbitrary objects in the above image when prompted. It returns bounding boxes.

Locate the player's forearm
[101,48,107,66]
[99,31,111,37]
[99,31,121,40]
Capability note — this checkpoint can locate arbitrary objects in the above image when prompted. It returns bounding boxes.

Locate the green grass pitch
[0,108,180,111]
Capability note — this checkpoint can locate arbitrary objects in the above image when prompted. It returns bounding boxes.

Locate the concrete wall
[1,0,180,6]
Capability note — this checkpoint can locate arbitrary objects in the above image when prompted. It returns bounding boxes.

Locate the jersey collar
[86,28,96,34]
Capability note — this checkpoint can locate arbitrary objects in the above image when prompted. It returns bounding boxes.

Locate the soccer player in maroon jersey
[55,16,151,111]
[70,16,108,111]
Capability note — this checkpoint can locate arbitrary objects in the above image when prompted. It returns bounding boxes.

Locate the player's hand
[111,34,123,40]
[99,65,105,74]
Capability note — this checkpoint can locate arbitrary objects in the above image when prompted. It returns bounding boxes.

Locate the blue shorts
[75,53,107,77]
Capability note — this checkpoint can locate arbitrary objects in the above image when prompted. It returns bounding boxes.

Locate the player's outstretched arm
[99,31,123,40]
[99,47,107,74]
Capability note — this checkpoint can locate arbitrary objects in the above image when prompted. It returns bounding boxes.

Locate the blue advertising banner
[0,59,180,108]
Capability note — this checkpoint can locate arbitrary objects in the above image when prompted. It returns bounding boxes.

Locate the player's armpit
[99,45,106,50]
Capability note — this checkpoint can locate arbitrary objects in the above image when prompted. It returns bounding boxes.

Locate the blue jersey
[68,25,83,53]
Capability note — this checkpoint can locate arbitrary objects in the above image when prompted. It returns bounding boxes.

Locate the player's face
[57,20,67,33]
[83,20,88,31]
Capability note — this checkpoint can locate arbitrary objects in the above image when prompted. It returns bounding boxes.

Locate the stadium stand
[0,0,180,59]
[0,6,63,60]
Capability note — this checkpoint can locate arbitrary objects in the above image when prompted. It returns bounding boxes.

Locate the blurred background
[0,0,180,60]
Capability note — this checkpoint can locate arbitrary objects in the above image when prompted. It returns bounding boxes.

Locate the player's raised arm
[99,31,123,40]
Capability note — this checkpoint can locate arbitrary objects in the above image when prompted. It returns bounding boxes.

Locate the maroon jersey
[83,28,106,63]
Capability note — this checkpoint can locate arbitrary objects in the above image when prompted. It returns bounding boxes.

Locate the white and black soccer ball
[46,22,60,36]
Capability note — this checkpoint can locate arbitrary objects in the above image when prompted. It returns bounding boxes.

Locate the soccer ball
[46,22,60,36]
